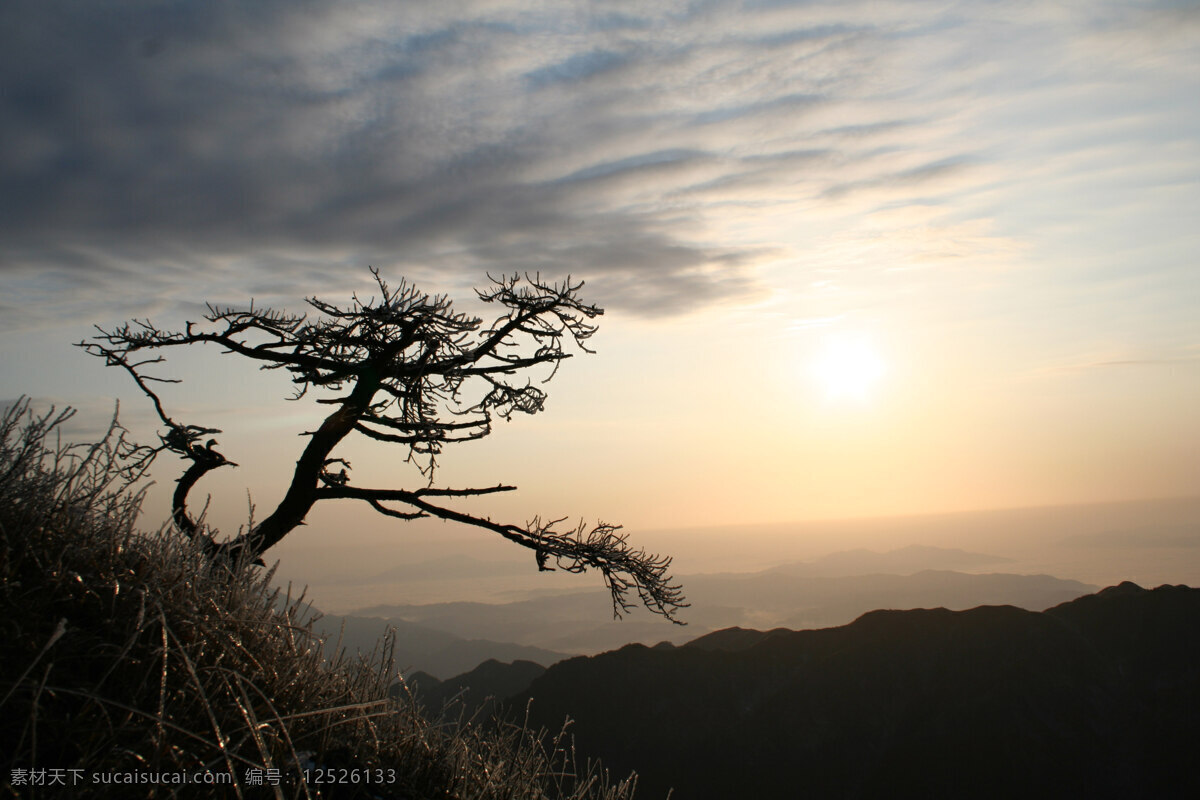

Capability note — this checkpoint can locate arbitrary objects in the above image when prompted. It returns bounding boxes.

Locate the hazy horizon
[267,494,1200,614]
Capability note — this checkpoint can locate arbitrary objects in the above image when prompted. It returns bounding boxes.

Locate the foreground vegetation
[0,398,637,799]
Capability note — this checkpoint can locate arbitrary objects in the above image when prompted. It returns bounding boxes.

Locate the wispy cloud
[1035,353,1200,376]
[1,0,1196,337]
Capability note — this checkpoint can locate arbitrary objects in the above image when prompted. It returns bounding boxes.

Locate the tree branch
[78,270,686,621]
[317,484,687,622]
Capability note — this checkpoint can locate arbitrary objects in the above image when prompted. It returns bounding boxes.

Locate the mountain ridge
[506,582,1200,799]
[350,565,1094,655]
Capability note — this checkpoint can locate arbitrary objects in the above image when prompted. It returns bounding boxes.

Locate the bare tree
[79,271,686,622]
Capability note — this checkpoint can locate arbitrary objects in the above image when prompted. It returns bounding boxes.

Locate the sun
[811,333,885,402]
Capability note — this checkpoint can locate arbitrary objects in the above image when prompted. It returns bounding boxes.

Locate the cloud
[819,156,978,201]
[0,4,734,322]
[1,0,1196,336]
[1037,354,1200,376]
[524,49,635,89]
[2,0,802,323]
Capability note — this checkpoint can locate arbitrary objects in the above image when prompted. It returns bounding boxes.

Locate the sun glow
[812,333,886,402]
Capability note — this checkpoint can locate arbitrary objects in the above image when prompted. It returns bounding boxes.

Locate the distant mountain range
[769,543,1012,576]
[322,554,533,585]
[502,582,1200,799]
[309,547,1095,678]
[297,610,571,680]
[350,549,1094,656]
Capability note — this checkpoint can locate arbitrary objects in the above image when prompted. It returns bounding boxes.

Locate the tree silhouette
[80,270,686,622]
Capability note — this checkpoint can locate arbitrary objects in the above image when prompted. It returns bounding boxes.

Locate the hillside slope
[0,399,635,799]
[515,583,1200,799]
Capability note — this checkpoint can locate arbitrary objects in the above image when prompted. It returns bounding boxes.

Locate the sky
[2,1,1198,578]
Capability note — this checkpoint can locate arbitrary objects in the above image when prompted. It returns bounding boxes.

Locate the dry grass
[0,398,637,799]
